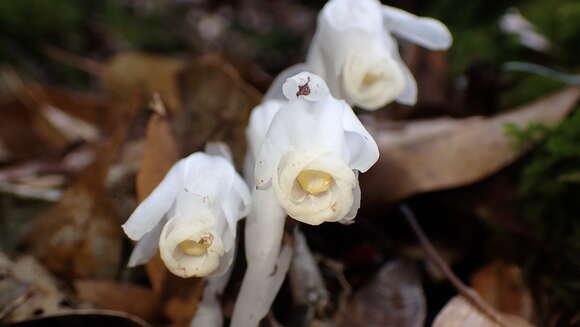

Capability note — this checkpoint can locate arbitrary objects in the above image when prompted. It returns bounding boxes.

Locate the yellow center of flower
[178,233,213,256]
[297,170,334,194]
[362,72,382,86]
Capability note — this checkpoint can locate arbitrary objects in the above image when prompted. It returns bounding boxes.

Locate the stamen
[297,170,334,194]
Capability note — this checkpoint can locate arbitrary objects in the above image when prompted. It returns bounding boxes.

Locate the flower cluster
[122,1,451,326]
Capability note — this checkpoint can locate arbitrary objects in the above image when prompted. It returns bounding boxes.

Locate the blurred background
[1,0,579,327]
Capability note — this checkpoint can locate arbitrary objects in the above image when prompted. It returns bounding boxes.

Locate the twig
[43,46,103,76]
[399,204,508,327]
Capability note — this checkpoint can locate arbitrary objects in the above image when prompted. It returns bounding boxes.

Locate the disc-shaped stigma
[297,170,334,194]
[178,233,213,256]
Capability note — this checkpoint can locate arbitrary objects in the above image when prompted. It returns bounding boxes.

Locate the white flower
[251,72,379,225]
[122,143,251,278]
[306,0,452,110]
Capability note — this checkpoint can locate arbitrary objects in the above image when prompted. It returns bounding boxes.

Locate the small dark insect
[296,77,311,97]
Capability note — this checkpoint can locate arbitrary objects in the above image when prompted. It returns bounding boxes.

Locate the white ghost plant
[230,72,378,327]
[306,0,452,110]
[122,143,251,279]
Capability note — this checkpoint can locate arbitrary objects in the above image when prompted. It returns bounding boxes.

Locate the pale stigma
[297,170,334,194]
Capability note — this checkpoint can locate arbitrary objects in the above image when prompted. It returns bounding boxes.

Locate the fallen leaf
[101,52,185,113]
[74,280,161,322]
[4,309,151,327]
[471,261,534,321]
[362,87,580,204]
[136,108,180,203]
[339,260,426,327]
[162,276,204,327]
[0,93,70,161]
[175,55,261,166]
[432,296,536,327]
[2,256,70,323]
[135,104,180,294]
[21,129,127,279]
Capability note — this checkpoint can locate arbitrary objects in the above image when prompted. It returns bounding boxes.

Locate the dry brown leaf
[175,55,262,166]
[162,276,204,327]
[362,87,580,204]
[101,52,185,113]
[4,309,151,327]
[0,94,70,161]
[136,110,180,203]
[74,280,161,322]
[432,296,536,327]
[21,129,127,279]
[135,107,180,293]
[340,260,426,327]
[2,256,70,323]
[471,262,534,321]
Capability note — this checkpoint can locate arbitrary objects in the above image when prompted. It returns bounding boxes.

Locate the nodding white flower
[306,0,452,110]
[252,72,379,225]
[122,143,251,278]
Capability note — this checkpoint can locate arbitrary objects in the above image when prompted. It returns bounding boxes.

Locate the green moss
[506,109,580,319]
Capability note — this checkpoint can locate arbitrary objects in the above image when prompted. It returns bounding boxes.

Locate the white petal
[321,0,383,33]
[220,171,251,239]
[264,63,307,102]
[254,96,347,188]
[282,72,330,102]
[127,216,166,267]
[122,159,186,240]
[382,5,452,50]
[393,58,418,105]
[341,102,380,172]
[204,142,233,163]
[246,100,284,161]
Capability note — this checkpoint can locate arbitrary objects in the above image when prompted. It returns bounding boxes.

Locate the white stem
[230,189,291,327]
[191,266,233,327]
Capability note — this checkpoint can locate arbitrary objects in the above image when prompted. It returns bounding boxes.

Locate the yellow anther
[178,237,211,256]
[297,170,334,195]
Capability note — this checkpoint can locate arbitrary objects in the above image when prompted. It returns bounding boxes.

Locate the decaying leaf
[101,52,185,113]
[4,309,151,327]
[340,260,426,327]
[1,255,70,323]
[74,280,161,322]
[21,130,126,279]
[432,296,536,327]
[136,104,180,204]
[175,55,262,166]
[0,93,70,161]
[471,261,534,321]
[362,87,580,204]
[162,276,205,327]
[134,103,178,293]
